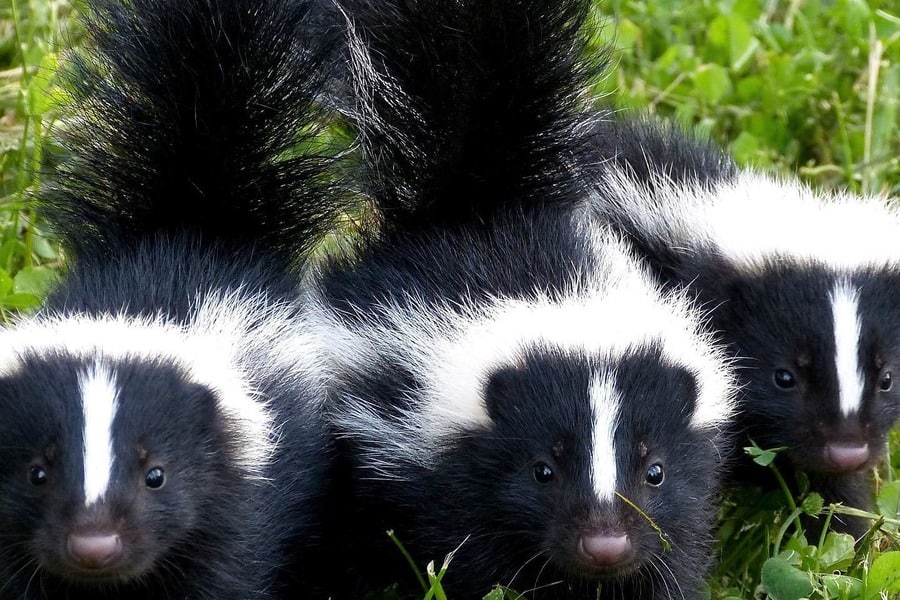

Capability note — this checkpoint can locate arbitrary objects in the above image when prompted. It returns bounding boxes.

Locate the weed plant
[1,0,898,598]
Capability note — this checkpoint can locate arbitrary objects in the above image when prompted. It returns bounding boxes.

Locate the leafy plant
[0,0,71,318]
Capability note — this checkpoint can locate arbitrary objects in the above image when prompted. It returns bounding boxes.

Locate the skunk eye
[533,462,554,484]
[29,465,48,486]
[773,369,797,390]
[879,371,893,392]
[645,463,664,487]
[145,467,165,489]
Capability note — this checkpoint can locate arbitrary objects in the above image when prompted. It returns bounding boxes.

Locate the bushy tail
[43,0,345,268]
[337,0,608,234]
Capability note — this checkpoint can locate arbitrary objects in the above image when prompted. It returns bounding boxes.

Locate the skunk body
[0,0,341,597]
[588,120,900,533]
[310,1,737,597]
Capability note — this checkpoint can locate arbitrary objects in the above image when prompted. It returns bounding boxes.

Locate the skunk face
[698,262,900,474]
[0,353,236,585]
[440,345,717,592]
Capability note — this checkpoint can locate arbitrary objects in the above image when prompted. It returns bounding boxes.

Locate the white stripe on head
[830,281,864,416]
[79,364,119,506]
[0,289,300,479]
[310,231,737,470]
[590,371,620,502]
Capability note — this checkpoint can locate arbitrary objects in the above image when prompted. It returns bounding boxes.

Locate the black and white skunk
[587,118,900,534]
[308,0,738,597]
[0,0,344,597]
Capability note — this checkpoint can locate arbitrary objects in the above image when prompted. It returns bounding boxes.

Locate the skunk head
[320,236,736,593]
[462,344,723,589]
[0,313,272,586]
[598,170,900,475]
[697,260,900,475]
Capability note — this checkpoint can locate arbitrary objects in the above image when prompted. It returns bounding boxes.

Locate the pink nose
[67,533,123,569]
[823,443,869,472]
[577,533,633,567]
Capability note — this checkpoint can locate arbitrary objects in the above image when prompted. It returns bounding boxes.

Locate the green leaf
[877,480,900,521]
[482,588,505,600]
[1,292,41,310]
[0,268,13,296]
[817,532,855,571]
[706,14,760,71]
[745,444,788,467]
[0,239,24,270]
[482,587,524,600]
[693,64,731,103]
[27,51,62,116]
[761,556,814,600]
[866,551,900,598]
[730,131,760,164]
[30,235,58,261]
[13,265,58,297]
[821,574,863,598]
[614,19,641,51]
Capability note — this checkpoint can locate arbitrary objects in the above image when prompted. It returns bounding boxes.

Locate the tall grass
[0,0,70,319]
[1,0,898,598]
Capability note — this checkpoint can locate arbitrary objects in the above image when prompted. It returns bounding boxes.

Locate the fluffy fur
[309,1,738,597]
[587,120,900,535]
[0,0,342,597]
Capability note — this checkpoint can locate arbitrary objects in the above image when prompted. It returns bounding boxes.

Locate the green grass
[0,0,69,319]
[1,0,899,598]
[591,0,900,197]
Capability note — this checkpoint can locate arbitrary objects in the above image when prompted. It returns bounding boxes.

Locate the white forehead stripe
[311,232,737,454]
[830,282,864,416]
[0,289,305,480]
[79,365,119,506]
[590,372,620,503]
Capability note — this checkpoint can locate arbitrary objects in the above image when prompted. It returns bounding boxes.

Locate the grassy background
[1,0,899,598]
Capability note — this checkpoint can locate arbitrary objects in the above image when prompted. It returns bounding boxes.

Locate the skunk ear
[483,364,528,422]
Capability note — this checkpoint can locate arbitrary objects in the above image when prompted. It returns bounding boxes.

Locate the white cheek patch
[78,364,120,506]
[589,371,621,503]
[830,281,864,417]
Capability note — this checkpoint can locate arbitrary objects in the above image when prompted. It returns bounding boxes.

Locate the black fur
[338,0,605,235]
[0,0,343,596]
[588,118,736,189]
[588,120,900,535]
[42,0,341,272]
[310,0,732,597]
[322,332,725,598]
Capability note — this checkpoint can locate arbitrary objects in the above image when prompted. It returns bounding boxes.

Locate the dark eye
[645,463,664,486]
[879,371,893,392]
[773,369,797,390]
[533,462,554,484]
[29,465,48,486]
[145,467,165,489]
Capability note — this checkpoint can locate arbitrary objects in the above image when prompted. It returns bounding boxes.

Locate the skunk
[0,0,344,597]
[587,118,900,534]
[308,0,738,597]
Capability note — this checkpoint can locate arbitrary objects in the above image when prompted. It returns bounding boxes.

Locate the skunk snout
[823,442,869,472]
[577,532,633,567]
[67,531,123,569]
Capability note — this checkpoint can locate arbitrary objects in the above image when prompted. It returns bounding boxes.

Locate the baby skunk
[0,0,344,597]
[588,118,900,534]
[308,0,737,597]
